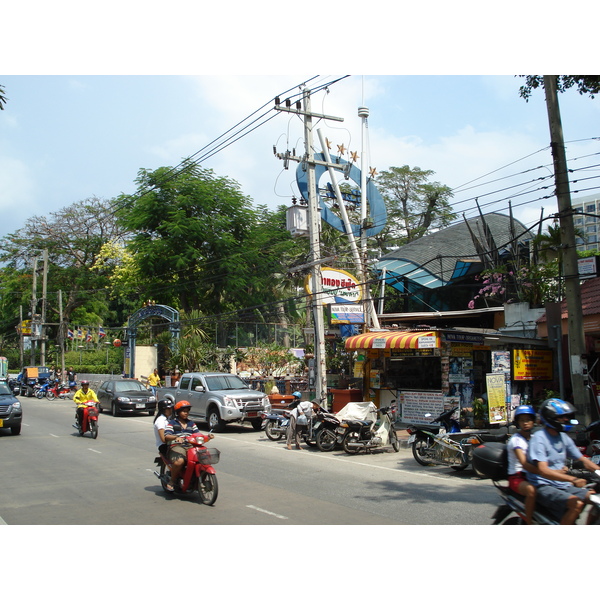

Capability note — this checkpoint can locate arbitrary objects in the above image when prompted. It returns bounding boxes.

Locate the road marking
[246,505,289,520]
[88,448,101,454]
[49,434,59,438]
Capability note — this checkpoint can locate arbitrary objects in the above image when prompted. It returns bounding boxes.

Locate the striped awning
[344,330,439,350]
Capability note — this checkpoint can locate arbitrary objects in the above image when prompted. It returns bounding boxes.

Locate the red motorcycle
[153,433,219,505]
[46,380,71,399]
[76,401,99,439]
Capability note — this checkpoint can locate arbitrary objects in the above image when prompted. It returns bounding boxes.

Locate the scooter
[36,379,70,399]
[153,432,219,505]
[315,411,342,452]
[339,404,400,454]
[575,419,600,463]
[472,442,600,524]
[74,400,99,439]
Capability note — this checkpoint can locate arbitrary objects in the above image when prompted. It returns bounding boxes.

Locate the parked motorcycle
[262,409,290,441]
[74,400,99,439]
[407,407,506,470]
[153,432,219,505]
[472,441,600,524]
[338,404,400,454]
[315,411,342,452]
[575,419,600,463]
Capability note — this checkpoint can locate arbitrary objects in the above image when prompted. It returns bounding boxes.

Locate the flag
[67,329,74,340]
[86,330,92,343]
[76,327,83,340]
[98,326,106,339]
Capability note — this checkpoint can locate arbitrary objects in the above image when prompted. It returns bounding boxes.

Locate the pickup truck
[164,372,271,432]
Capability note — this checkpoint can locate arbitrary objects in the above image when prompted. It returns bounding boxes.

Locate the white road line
[49,434,59,438]
[88,448,101,454]
[246,505,289,520]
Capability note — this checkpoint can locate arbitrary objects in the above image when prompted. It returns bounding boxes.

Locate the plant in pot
[472,396,487,428]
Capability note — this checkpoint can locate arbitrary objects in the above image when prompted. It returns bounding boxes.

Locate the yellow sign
[18,320,31,335]
[486,373,507,423]
[512,349,553,381]
[304,267,362,304]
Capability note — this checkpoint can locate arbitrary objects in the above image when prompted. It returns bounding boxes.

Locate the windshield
[113,381,147,393]
[0,383,12,395]
[205,375,249,392]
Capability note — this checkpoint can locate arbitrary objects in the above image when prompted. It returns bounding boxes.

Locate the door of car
[96,381,111,411]
[187,375,207,418]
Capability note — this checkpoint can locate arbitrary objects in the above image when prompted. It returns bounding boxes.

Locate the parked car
[164,372,271,432]
[97,379,157,417]
[0,381,22,435]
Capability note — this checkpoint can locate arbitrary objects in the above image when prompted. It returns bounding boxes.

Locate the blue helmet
[292,391,302,399]
[540,398,577,432]
[513,405,536,428]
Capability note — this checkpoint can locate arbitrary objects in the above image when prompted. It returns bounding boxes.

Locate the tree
[519,76,600,100]
[0,84,7,110]
[373,165,455,252]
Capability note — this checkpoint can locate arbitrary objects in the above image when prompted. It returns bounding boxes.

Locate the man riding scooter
[72,380,98,429]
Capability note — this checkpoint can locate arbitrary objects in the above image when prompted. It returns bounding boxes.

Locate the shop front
[343,329,553,428]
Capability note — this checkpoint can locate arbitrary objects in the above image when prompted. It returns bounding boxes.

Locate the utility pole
[40,249,48,366]
[543,75,590,422]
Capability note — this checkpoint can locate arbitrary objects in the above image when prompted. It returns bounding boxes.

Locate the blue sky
[1,73,599,241]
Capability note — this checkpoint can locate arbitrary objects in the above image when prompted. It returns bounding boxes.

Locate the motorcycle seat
[344,419,374,427]
[480,433,509,443]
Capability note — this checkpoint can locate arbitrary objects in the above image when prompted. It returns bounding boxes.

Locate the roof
[376,212,529,290]
[344,330,439,350]
[538,275,600,321]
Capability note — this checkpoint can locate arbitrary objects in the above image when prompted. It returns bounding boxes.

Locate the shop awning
[344,330,439,350]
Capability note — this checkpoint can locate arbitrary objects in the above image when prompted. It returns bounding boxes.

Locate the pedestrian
[67,367,77,390]
[148,368,161,395]
[286,391,315,450]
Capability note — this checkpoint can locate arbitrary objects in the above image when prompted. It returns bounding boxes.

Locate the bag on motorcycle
[471,442,508,480]
[296,414,308,427]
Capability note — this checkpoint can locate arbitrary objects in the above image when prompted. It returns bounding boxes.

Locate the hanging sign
[512,349,553,381]
[304,267,363,304]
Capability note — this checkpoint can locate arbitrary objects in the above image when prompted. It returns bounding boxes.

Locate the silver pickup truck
[164,372,271,432]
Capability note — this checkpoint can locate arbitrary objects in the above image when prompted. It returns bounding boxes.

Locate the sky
[2,73,599,243]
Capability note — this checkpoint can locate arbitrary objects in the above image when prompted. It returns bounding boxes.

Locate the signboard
[578,255,599,279]
[492,351,511,374]
[512,349,553,381]
[486,373,508,423]
[330,303,365,324]
[305,267,362,304]
[400,391,446,424]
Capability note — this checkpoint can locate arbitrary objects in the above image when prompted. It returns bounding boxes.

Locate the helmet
[513,405,536,427]
[81,380,90,386]
[158,399,174,412]
[292,391,302,399]
[174,400,192,413]
[540,398,577,432]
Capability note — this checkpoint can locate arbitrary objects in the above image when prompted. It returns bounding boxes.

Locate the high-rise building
[573,192,600,252]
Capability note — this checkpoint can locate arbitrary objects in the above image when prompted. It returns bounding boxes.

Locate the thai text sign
[305,268,362,304]
[512,349,553,381]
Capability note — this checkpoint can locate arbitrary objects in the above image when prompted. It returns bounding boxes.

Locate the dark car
[97,379,157,417]
[0,382,22,435]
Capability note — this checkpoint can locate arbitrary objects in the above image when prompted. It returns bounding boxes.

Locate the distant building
[573,192,600,252]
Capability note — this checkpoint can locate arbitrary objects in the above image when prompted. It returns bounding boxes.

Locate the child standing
[507,405,538,524]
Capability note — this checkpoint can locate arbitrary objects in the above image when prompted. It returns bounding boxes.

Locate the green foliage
[519,75,600,101]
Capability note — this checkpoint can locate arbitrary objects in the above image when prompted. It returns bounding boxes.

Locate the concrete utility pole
[543,75,590,422]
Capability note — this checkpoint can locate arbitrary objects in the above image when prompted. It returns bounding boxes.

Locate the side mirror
[194,385,205,392]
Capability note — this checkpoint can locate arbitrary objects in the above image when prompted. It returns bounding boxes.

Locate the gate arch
[125,304,180,378]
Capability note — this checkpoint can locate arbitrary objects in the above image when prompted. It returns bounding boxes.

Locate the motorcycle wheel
[316,428,336,452]
[265,420,283,441]
[412,437,435,466]
[197,472,218,506]
[46,391,55,399]
[90,420,98,439]
[342,431,362,455]
[390,429,400,452]
[35,390,44,399]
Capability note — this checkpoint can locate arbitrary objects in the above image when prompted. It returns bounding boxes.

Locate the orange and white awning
[344,330,439,350]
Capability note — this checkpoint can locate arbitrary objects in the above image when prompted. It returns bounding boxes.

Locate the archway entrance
[125,304,180,378]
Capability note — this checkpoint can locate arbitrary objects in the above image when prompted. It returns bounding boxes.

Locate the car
[97,378,157,417]
[0,381,23,435]
[165,372,271,432]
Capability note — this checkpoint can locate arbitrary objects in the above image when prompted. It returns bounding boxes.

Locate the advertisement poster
[512,349,553,381]
[486,373,508,423]
[492,351,511,374]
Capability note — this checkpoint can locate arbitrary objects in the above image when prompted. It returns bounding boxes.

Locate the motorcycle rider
[154,398,174,457]
[507,405,538,525]
[164,400,213,492]
[527,398,600,524]
[72,380,98,428]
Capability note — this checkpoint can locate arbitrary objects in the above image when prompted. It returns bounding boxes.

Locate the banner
[512,349,553,381]
[486,373,508,424]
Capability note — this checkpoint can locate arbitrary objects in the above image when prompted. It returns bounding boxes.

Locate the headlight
[12,401,21,410]
[117,396,131,402]
[223,396,236,408]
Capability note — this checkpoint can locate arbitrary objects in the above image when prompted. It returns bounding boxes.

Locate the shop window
[384,356,441,390]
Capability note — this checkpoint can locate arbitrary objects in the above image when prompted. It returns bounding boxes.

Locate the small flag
[67,329,74,340]
[98,326,106,339]
[76,327,83,340]
[86,330,92,343]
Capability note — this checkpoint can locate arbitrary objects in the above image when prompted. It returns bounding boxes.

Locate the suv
[165,372,270,432]
[0,381,22,435]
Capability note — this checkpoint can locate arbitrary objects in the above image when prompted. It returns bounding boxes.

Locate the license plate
[408,434,416,444]
[136,403,145,409]
[247,412,257,417]
[592,455,600,465]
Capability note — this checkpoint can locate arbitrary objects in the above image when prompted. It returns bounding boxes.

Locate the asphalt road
[0,395,503,527]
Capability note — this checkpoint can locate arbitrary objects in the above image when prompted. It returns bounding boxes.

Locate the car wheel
[207,407,225,432]
[111,402,120,417]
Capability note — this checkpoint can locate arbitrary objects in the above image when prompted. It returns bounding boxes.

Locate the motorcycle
[36,379,70,399]
[315,410,343,452]
[472,441,600,524]
[153,432,219,505]
[575,419,600,463]
[74,400,99,439]
[337,403,400,454]
[407,407,506,470]
[262,409,290,441]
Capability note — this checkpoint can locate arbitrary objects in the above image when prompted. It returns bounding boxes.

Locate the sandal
[165,482,175,492]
